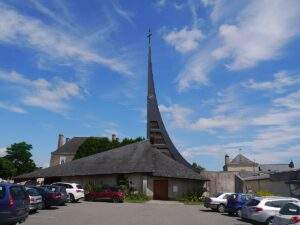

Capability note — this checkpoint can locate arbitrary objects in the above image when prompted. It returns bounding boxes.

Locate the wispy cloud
[111,1,134,25]
[0,3,133,76]
[243,71,300,92]
[0,70,81,114]
[0,101,26,114]
[212,0,300,70]
[163,27,204,53]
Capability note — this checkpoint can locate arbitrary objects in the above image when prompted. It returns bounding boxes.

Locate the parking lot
[23,201,253,225]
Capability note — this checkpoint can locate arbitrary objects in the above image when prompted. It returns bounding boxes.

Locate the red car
[85,187,124,203]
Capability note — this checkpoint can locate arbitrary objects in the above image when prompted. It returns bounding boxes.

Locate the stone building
[223,154,259,172]
[17,32,207,200]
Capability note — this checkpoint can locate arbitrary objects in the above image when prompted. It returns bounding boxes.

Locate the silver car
[241,196,298,225]
[26,187,43,213]
[273,202,300,225]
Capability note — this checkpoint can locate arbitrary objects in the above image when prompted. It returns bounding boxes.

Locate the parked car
[52,182,84,202]
[85,186,124,203]
[0,183,30,225]
[273,201,300,225]
[241,196,298,225]
[226,193,253,217]
[42,185,68,205]
[30,186,63,208]
[204,192,233,213]
[25,187,43,213]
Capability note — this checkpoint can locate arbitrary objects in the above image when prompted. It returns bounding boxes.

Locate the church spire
[146,30,191,168]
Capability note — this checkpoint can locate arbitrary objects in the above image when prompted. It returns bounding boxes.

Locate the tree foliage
[4,142,37,176]
[74,137,145,160]
[0,157,17,179]
[192,162,205,173]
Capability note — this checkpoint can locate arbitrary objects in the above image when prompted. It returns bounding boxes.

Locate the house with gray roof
[17,33,207,200]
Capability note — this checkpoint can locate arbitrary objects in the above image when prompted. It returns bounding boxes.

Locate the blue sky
[1,0,300,171]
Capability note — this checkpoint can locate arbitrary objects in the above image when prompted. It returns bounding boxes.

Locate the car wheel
[69,193,75,202]
[217,204,226,213]
[112,196,119,203]
[237,209,242,218]
[266,217,274,225]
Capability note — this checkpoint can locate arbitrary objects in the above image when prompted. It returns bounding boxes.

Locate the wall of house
[62,175,118,187]
[50,154,75,167]
[244,179,291,196]
[201,171,239,196]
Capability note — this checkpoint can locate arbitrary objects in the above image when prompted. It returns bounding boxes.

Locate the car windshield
[214,193,223,198]
[280,203,300,215]
[10,186,27,200]
[246,199,260,206]
[76,185,83,189]
[27,188,39,196]
[0,186,5,199]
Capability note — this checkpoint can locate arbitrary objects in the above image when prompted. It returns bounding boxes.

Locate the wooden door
[153,180,168,200]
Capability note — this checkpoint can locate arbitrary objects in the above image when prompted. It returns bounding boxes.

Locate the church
[17,33,206,200]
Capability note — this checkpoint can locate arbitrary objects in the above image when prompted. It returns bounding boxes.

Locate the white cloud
[111,1,134,25]
[0,101,26,114]
[273,90,300,110]
[159,104,192,128]
[243,71,300,92]
[0,3,133,76]
[0,147,7,157]
[0,70,81,114]
[212,0,300,70]
[163,27,204,53]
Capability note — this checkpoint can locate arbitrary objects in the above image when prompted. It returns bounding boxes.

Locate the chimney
[112,134,117,141]
[289,160,295,168]
[57,134,65,148]
[225,154,230,165]
[65,137,70,143]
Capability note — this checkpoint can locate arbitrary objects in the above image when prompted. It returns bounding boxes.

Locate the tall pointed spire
[146,30,191,168]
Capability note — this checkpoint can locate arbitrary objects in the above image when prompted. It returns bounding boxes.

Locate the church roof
[51,137,87,155]
[17,140,205,181]
[228,154,258,167]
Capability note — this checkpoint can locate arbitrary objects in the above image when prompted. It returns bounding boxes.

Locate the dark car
[85,186,124,203]
[0,183,30,225]
[226,193,253,217]
[30,186,63,208]
[42,185,68,205]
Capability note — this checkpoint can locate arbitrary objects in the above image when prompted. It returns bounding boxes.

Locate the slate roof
[51,137,87,155]
[228,154,258,167]
[259,164,293,173]
[17,141,205,181]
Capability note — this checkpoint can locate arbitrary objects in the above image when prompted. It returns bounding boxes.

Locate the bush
[125,193,150,203]
[256,190,274,197]
[177,187,207,204]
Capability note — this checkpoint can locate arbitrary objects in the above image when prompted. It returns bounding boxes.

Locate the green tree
[192,162,205,173]
[0,157,17,179]
[5,142,37,175]
[74,137,145,160]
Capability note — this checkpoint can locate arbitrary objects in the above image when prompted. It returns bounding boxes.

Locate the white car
[241,196,299,225]
[273,201,300,225]
[52,182,84,202]
[204,192,233,213]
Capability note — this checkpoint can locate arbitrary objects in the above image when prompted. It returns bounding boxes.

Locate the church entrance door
[153,180,168,200]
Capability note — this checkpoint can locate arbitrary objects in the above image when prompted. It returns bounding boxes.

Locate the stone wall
[201,171,239,196]
[50,153,75,167]
[244,179,290,196]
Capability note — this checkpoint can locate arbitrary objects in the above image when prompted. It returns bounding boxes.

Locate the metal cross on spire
[147,29,152,45]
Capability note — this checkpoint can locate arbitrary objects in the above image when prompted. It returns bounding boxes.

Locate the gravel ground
[23,201,253,225]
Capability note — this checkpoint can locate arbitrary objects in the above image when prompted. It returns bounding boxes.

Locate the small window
[76,185,83,189]
[266,200,295,208]
[10,186,27,200]
[280,203,300,215]
[150,121,159,129]
[59,156,66,164]
[0,186,6,199]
